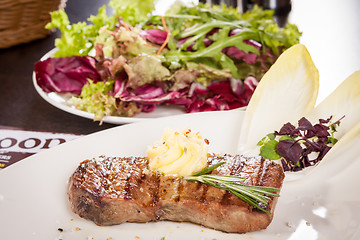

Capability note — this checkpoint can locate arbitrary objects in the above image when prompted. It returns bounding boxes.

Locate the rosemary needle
[185,162,280,214]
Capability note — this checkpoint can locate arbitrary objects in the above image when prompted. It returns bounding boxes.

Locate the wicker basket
[0,0,66,48]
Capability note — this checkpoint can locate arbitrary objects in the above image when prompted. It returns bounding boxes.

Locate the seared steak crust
[68,154,284,233]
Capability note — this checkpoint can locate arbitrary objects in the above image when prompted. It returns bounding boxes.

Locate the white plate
[0,110,359,240]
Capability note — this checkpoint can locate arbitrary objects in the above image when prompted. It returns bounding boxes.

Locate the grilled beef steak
[68,154,284,233]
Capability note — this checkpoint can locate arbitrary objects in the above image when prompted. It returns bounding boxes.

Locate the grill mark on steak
[68,154,285,233]
[200,184,208,203]
[220,191,232,205]
[152,172,160,206]
[124,178,132,200]
[172,177,181,202]
[220,155,248,206]
[254,157,265,186]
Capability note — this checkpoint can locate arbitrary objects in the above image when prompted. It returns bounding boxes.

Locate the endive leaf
[238,44,319,154]
[306,70,360,139]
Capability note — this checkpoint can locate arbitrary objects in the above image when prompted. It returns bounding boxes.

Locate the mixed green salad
[34,0,301,123]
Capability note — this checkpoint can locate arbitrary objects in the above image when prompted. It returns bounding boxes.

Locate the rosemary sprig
[185,162,280,214]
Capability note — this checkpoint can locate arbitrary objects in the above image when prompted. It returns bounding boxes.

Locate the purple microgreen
[277,122,297,135]
[319,146,331,160]
[298,117,315,132]
[276,139,302,164]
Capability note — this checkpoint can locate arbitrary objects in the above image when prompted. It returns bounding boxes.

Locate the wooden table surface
[0,0,359,135]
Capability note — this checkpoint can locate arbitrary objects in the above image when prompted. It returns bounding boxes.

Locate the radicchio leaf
[140,29,168,44]
[171,76,258,113]
[34,56,101,94]
[222,39,261,65]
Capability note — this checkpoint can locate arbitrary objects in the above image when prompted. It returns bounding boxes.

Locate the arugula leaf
[161,3,300,78]
[166,28,260,78]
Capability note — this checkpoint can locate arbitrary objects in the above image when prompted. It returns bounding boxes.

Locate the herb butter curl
[147,128,209,176]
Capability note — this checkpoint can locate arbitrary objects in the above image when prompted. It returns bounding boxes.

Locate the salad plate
[32,0,300,125]
[32,49,191,124]
[33,48,248,125]
[0,109,359,240]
